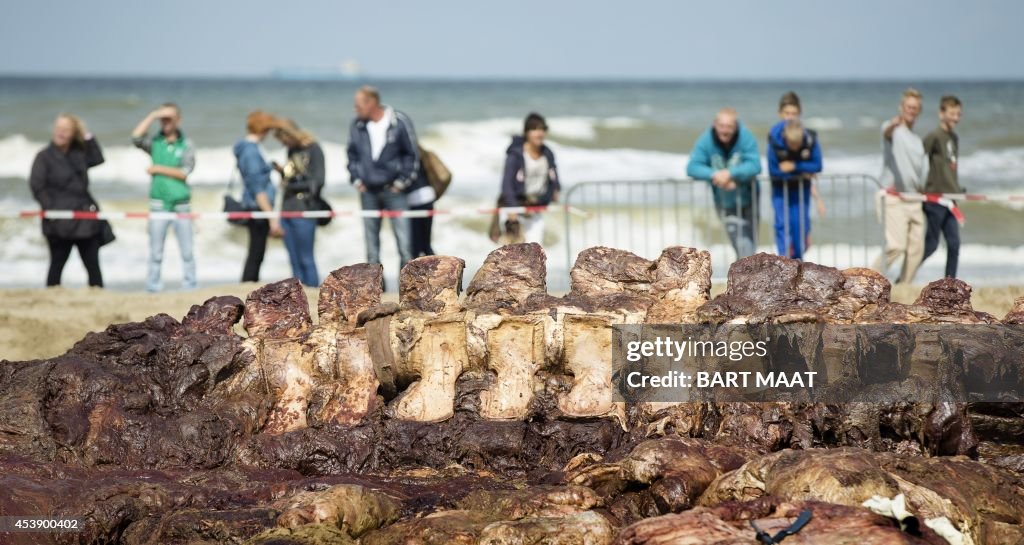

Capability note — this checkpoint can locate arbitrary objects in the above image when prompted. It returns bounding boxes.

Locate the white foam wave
[803,117,844,131]
[858,116,881,129]
[2,118,1022,202]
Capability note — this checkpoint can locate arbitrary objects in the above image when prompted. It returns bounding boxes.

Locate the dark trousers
[410,202,435,258]
[47,236,102,287]
[922,202,960,278]
[242,219,269,282]
[715,203,757,259]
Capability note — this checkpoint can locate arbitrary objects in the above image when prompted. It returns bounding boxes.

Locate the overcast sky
[3,0,1023,79]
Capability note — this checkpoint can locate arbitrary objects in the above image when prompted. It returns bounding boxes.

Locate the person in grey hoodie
[872,88,929,284]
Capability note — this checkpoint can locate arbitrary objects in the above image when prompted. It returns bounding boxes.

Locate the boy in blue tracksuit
[766,93,823,259]
[686,108,762,258]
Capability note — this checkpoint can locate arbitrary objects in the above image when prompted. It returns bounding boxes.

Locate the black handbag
[98,220,116,246]
[313,194,333,227]
[223,170,249,226]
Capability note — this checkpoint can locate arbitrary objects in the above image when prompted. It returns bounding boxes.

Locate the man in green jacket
[132,103,197,292]
[921,95,963,279]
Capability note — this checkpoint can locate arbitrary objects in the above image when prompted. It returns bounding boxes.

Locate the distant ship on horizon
[271,59,362,81]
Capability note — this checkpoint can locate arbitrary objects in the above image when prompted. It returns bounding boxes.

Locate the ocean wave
[858,116,881,129]
[803,117,844,131]
[3,122,1023,198]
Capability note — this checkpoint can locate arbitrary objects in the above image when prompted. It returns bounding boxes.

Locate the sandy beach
[2,281,1021,363]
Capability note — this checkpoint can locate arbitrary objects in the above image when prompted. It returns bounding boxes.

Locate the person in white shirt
[346,86,420,277]
[873,88,929,284]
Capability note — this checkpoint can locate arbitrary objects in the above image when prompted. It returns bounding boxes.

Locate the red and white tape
[884,189,1024,203]
[881,188,1024,227]
[0,204,586,221]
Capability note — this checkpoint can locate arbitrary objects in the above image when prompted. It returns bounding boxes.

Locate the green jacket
[133,130,196,210]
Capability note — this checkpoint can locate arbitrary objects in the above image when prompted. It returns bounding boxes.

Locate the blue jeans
[147,202,196,292]
[360,187,412,272]
[282,217,319,286]
[772,182,812,259]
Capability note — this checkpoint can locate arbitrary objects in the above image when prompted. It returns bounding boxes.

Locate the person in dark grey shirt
[921,95,963,279]
[29,114,106,287]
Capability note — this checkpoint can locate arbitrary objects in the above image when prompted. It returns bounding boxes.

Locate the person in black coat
[29,114,107,287]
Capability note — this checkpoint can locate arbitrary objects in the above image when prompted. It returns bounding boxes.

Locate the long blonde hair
[56,112,87,147]
[275,118,316,148]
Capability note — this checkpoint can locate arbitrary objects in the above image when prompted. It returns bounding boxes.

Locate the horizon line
[2,71,1024,84]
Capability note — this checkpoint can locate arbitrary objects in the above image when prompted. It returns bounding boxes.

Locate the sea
[1,77,1022,290]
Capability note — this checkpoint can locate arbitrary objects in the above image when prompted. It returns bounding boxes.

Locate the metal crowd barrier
[560,174,885,285]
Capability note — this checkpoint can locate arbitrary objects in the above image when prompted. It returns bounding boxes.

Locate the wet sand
[1,283,1021,363]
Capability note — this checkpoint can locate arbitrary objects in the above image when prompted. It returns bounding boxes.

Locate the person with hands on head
[686,108,762,258]
[234,110,283,283]
[347,86,419,279]
[131,103,197,292]
[30,113,107,287]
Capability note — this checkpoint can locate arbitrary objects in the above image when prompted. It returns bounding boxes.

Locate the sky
[2,0,1023,80]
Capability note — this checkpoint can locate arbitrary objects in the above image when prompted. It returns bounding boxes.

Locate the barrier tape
[886,190,1024,203]
[0,204,587,221]
[878,188,1024,227]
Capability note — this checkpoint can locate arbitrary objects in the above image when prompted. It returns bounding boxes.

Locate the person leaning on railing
[686,108,762,259]
[767,119,822,260]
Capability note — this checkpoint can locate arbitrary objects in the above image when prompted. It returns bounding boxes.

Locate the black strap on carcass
[751,510,813,544]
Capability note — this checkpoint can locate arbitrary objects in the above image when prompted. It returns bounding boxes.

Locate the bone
[275,483,402,538]
[391,315,469,422]
[3,244,1024,545]
[318,263,384,327]
[243,278,312,339]
[181,295,244,335]
[645,246,712,323]
[558,314,615,418]
[914,277,999,323]
[1005,296,1024,324]
[698,447,1024,545]
[399,255,465,314]
[479,316,545,420]
[308,327,380,427]
[570,246,654,297]
[466,243,547,312]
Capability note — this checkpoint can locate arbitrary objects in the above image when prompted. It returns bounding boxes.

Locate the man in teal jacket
[686,108,762,258]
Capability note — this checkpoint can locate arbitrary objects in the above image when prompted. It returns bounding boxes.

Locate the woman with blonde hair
[29,113,108,287]
[233,110,281,282]
[272,119,325,286]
